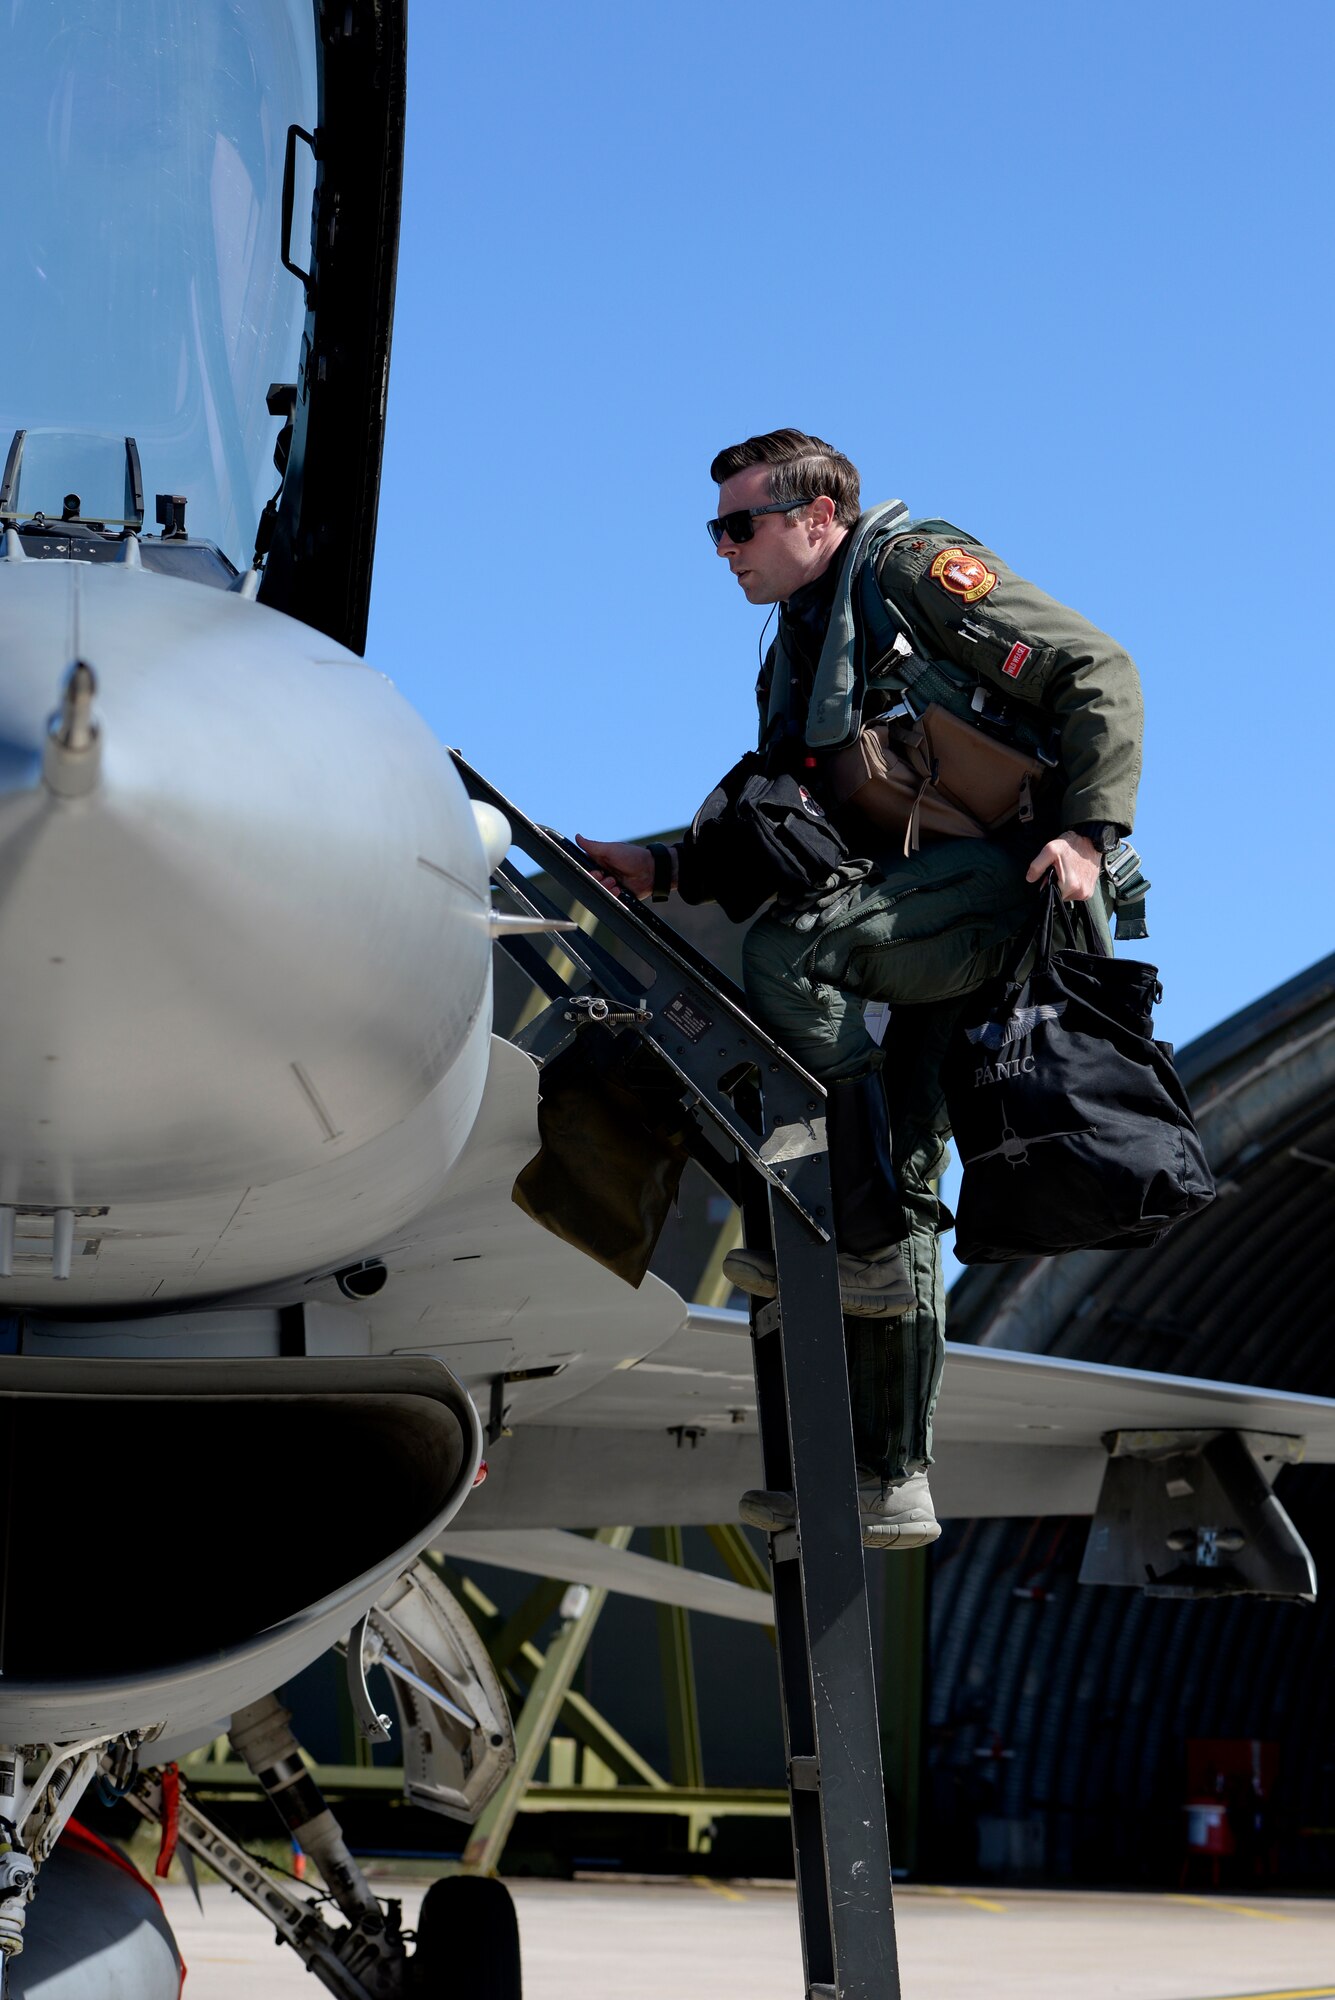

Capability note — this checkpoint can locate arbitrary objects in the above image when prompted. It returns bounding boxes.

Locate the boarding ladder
[455,755,902,2000]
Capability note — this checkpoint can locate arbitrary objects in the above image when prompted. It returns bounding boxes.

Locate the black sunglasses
[706,497,810,548]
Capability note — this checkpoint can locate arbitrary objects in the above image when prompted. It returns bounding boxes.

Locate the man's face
[713,463,835,604]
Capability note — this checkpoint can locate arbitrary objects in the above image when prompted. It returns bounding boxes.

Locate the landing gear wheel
[410,1874,522,1998]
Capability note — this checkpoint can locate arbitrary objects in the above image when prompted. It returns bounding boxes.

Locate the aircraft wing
[454,1301,1335,1531]
[287,1036,1335,1550]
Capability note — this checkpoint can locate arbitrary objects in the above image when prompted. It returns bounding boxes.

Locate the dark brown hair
[709,429,861,527]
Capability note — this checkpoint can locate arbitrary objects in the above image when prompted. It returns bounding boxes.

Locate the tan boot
[738,1470,940,1551]
[856,1470,941,1551]
[738,1489,795,1534]
[722,1244,915,1319]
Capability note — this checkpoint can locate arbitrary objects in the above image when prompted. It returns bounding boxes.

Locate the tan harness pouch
[827,704,1047,856]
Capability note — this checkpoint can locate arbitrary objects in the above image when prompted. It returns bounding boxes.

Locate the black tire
[411,1874,522,1999]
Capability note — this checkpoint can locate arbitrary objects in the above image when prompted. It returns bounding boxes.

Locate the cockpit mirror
[155,494,189,541]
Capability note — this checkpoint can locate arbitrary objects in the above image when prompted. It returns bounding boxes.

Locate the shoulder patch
[930,547,997,604]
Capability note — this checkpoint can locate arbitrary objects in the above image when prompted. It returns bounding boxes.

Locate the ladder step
[810,1986,837,1998]
[789,1756,820,1792]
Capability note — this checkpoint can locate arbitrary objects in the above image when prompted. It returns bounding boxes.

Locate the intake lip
[0,1352,482,1743]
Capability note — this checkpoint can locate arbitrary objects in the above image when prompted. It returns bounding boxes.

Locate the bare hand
[575,834,656,900]
[1026,830,1101,903]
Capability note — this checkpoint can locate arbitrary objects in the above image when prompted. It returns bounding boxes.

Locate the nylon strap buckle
[1105,840,1151,941]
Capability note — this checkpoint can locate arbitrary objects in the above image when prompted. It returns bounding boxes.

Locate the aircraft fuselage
[0,547,495,1304]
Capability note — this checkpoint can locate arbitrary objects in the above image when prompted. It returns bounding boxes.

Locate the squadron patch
[930,547,998,604]
[1002,641,1032,680]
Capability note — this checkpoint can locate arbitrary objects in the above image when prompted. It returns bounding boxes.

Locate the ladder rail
[452,753,903,2000]
[461,756,774,1029]
[471,780,831,1233]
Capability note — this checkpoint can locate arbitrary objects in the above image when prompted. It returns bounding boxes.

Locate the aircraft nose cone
[0,561,493,1208]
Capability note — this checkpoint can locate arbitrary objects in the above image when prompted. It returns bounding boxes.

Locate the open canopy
[4,1,316,566]
[2,0,405,650]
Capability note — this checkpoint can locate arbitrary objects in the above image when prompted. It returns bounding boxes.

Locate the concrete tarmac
[158,1873,1335,1998]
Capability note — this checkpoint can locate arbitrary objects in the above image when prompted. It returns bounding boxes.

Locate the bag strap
[859,551,1061,774]
[858,558,979,719]
[1105,839,1151,941]
[999,873,1108,1009]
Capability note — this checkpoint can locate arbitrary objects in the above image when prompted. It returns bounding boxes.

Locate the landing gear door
[366,1561,515,1824]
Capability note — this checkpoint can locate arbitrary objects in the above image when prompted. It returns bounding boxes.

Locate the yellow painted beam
[515,1784,789,1818]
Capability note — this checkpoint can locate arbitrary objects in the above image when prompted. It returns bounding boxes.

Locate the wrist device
[1071,821,1120,856]
[647,841,675,902]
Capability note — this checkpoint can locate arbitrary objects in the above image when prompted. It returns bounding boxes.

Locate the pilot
[578,429,1142,1551]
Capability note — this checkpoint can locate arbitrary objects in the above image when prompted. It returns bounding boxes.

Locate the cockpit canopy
[5,2,316,570]
[1,1,405,651]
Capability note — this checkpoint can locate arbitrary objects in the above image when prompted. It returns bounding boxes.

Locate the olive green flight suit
[741,516,1144,1481]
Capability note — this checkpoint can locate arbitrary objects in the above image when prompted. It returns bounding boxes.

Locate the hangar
[475,856,1335,1890]
[934,947,1335,1884]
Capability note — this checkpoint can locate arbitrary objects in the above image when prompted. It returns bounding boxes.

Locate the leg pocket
[839,921,994,1008]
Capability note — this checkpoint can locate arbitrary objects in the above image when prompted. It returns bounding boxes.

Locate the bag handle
[1000,872,1106,1006]
[1036,870,1110,963]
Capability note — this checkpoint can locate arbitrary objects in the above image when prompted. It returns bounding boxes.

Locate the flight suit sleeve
[875,532,1144,832]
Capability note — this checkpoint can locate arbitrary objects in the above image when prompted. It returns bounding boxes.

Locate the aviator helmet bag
[942,876,1215,1263]
[676,751,852,922]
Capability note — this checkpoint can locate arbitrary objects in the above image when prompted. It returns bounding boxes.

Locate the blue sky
[368,0,1333,1058]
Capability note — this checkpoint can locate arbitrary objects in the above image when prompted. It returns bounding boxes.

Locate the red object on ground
[1184,1799,1234,1856]
[1181,1738,1279,1891]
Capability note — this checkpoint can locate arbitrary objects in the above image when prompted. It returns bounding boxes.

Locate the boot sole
[861,1519,942,1550]
[738,1494,794,1534]
[725,1272,778,1302]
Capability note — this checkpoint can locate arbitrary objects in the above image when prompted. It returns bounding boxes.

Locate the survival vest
[758,504,1150,938]
[760,502,1055,764]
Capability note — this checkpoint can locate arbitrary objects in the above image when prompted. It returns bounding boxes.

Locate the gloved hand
[772,857,874,932]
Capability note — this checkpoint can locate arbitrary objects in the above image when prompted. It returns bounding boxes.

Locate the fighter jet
[1,6,1331,1998]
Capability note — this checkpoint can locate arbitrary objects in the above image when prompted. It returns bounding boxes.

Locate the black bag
[942,877,1215,1263]
[512,1026,691,1287]
[676,751,852,922]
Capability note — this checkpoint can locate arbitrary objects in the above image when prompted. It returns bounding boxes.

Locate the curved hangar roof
[950,947,1335,1386]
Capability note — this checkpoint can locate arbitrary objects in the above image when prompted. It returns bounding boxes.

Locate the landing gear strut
[127,1762,404,2000]
[129,1561,524,1995]
[132,1692,524,1999]
[0,1734,124,1979]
